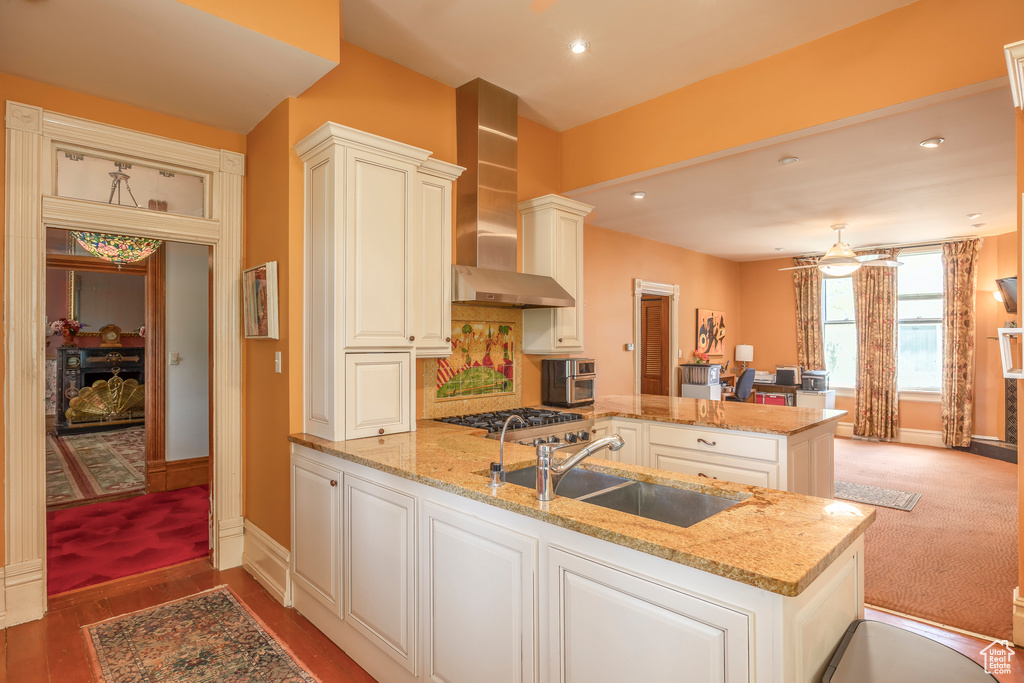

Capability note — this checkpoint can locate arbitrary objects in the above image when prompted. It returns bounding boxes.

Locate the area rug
[47,484,209,595]
[835,438,1017,640]
[46,426,146,508]
[83,585,320,682]
[834,479,921,511]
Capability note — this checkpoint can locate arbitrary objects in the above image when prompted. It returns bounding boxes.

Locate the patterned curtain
[792,258,825,371]
[941,239,982,447]
[852,249,900,440]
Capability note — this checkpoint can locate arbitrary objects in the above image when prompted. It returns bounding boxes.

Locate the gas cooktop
[436,407,595,446]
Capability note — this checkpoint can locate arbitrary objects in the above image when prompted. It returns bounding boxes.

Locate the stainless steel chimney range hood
[452,78,574,309]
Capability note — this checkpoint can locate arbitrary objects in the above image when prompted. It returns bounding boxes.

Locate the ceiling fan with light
[778,224,902,277]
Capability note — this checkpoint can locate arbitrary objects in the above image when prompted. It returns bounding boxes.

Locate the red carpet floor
[834,439,1017,640]
[47,485,209,595]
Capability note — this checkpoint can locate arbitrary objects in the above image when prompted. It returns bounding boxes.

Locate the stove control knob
[532,438,546,447]
[577,430,590,442]
[547,435,560,444]
[564,432,578,444]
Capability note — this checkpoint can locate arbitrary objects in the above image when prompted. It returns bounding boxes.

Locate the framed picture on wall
[696,308,726,356]
[243,261,279,340]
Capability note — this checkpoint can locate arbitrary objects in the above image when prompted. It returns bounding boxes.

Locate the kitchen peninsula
[288,398,869,683]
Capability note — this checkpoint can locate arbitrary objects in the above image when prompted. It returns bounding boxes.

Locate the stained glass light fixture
[70,232,162,265]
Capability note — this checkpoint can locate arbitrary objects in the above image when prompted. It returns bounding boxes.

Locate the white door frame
[4,101,244,626]
[632,278,680,397]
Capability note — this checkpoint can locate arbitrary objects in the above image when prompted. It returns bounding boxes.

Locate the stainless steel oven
[542,358,596,407]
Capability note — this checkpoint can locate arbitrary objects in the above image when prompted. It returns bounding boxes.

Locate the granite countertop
[570,394,846,436]
[290,416,873,597]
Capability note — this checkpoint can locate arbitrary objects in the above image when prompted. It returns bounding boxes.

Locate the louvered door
[641,297,670,395]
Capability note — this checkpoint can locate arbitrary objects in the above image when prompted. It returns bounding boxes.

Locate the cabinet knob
[378,428,385,435]
[558,337,563,343]
[697,438,717,447]
[409,335,415,342]
[330,479,338,487]
[445,337,451,343]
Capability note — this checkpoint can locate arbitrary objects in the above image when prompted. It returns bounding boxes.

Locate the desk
[752,382,798,406]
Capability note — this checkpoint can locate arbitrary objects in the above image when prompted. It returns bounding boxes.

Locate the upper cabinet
[296,122,462,440]
[414,159,464,358]
[520,195,593,355]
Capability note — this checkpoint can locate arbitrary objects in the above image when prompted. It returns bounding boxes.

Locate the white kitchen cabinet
[424,502,537,683]
[291,453,342,616]
[608,419,643,465]
[413,159,463,358]
[296,122,444,439]
[344,148,418,349]
[589,419,611,441]
[548,548,749,683]
[520,195,593,355]
[344,474,418,674]
[345,352,413,440]
[650,442,778,488]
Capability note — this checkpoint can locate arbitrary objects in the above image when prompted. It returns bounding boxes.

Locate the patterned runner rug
[834,479,922,511]
[46,427,146,508]
[83,586,319,683]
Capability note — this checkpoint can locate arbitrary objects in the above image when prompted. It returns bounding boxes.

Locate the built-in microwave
[541,358,596,407]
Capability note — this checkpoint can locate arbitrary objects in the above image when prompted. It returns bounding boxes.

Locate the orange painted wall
[243,42,459,547]
[585,225,742,396]
[519,116,564,407]
[560,0,1024,191]
[0,72,244,556]
[176,0,340,63]
[737,234,1017,436]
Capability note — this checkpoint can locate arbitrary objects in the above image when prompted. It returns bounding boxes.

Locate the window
[822,250,944,391]
[897,251,943,391]
[823,277,856,387]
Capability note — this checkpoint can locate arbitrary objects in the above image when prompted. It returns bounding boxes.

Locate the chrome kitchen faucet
[534,434,625,501]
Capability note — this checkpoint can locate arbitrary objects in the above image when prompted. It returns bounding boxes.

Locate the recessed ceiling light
[971,223,986,229]
[774,247,786,252]
[919,137,945,148]
[778,156,799,165]
[631,191,646,199]
[966,212,982,219]
[568,39,590,54]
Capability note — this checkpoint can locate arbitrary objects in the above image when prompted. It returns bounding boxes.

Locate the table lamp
[735,345,754,373]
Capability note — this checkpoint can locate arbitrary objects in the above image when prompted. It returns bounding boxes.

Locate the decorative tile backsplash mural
[423,305,523,418]
[436,321,515,399]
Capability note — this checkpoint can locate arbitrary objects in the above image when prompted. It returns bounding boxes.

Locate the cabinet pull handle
[697,472,717,479]
[330,479,338,487]
[697,438,717,447]
[409,335,416,342]
[378,428,385,435]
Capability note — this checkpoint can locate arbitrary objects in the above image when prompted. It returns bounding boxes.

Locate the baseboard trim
[836,423,945,448]
[242,519,291,606]
[4,559,43,626]
[0,567,7,629]
[166,456,210,490]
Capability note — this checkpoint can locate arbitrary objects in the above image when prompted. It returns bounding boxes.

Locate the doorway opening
[43,227,212,594]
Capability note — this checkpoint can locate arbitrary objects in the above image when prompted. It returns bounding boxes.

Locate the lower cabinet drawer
[650,444,778,489]
[648,423,779,463]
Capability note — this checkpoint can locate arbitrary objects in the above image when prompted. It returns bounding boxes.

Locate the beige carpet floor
[834,438,1017,640]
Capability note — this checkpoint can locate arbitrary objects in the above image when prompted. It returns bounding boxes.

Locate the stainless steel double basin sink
[503,465,739,529]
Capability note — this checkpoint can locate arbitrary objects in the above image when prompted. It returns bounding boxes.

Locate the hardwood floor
[0,558,376,682]
[865,607,1023,682]
[0,559,1017,681]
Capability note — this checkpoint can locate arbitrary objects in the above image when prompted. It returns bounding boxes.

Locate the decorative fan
[778,224,902,277]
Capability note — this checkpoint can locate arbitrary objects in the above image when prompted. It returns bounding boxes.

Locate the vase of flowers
[692,349,710,365]
[50,318,82,347]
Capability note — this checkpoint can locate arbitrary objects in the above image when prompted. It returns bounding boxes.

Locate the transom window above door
[55,149,208,218]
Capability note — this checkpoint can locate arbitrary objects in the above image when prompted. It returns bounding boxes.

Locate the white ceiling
[340,0,916,131]
[0,0,336,134]
[567,85,1018,261]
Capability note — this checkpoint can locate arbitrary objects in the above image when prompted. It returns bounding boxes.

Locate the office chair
[726,368,755,402]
